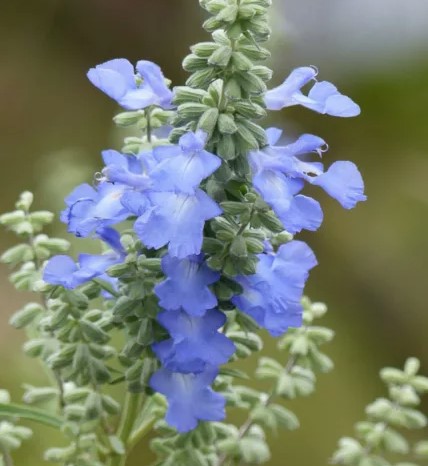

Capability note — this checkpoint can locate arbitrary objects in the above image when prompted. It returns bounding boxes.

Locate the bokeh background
[1,0,428,464]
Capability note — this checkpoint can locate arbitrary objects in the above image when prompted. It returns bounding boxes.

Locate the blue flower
[134,189,221,258]
[152,309,235,373]
[101,150,154,190]
[155,254,219,316]
[232,241,317,336]
[308,161,367,209]
[87,59,173,110]
[150,366,225,432]
[151,131,221,194]
[43,227,125,289]
[61,182,129,237]
[43,253,121,289]
[250,129,366,233]
[265,66,360,117]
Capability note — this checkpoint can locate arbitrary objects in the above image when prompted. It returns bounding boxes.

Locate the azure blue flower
[155,254,219,316]
[61,182,129,237]
[87,59,173,110]
[250,128,366,233]
[44,226,125,289]
[101,150,154,190]
[43,253,121,289]
[151,131,221,194]
[134,189,221,258]
[152,309,235,373]
[265,66,360,117]
[308,161,367,209]
[150,366,225,432]
[232,241,317,336]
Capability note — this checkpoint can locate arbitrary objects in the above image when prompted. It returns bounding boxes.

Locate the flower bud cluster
[332,358,428,466]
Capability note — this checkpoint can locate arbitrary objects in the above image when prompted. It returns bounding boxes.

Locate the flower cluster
[43,51,365,434]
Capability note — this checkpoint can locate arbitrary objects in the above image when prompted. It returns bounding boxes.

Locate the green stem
[127,414,157,451]
[215,353,300,466]
[145,107,152,143]
[108,393,143,466]
[0,446,13,466]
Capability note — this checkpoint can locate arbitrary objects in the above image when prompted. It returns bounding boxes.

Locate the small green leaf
[0,403,62,429]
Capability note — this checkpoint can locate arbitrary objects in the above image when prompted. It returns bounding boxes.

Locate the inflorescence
[41,0,366,434]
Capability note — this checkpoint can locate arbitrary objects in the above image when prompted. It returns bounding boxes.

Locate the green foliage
[332,358,428,466]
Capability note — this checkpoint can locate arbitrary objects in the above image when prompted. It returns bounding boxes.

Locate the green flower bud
[404,357,420,376]
[84,392,103,420]
[382,428,409,454]
[10,426,32,441]
[0,389,11,404]
[0,210,26,226]
[28,211,55,227]
[80,320,109,344]
[182,54,209,72]
[44,446,76,462]
[311,302,328,318]
[217,134,236,160]
[236,71,267,95]
[113,110,145,127]
[22,386,58,404]
[208,46,233,67]
[190,42,220,59]
[237,43,270,61]
[224,78,242,100]
[218,113,238,135]
[34,236,70,253]
[229,236,248,259]
[178,102,210,120]
[252,65,273,82]
[231,52,253,71]
[1,244,34,264]
[186,67,217,89]
[257,211,284,233]
[269,404,300,430]
[239,437,270,464]
[414,440,428,458]
[108,435,126,455]
[410,375,428,392]
[197,108,219,138]
[15,191,34,211]
[0,432,22,450]
[234,100,266,119]
[101,395,121,415]
[9,302,44,329]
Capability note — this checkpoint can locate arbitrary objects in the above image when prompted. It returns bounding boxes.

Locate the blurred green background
[1,0,428,464]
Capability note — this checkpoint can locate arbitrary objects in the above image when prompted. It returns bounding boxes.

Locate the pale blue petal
[265,127,283,146]
[135,190,221,258]
[155,254,219,315]
[280,195,323,234]
[265,66,317,110]
[310,161,367,208]
[119,88,157,110]
[43,255,77,288]
[303,81,361,117]
[87,59,135,102]
[136,60,173,107]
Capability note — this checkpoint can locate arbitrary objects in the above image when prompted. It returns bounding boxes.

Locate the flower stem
[108,392,143,466]
[0,446,13,466]
[215,354,299,466]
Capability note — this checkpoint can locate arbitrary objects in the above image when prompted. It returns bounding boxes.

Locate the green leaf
[239,436,271,464]
[219,368,249,380]
[108,435,125,455]
[0,402,62,429]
